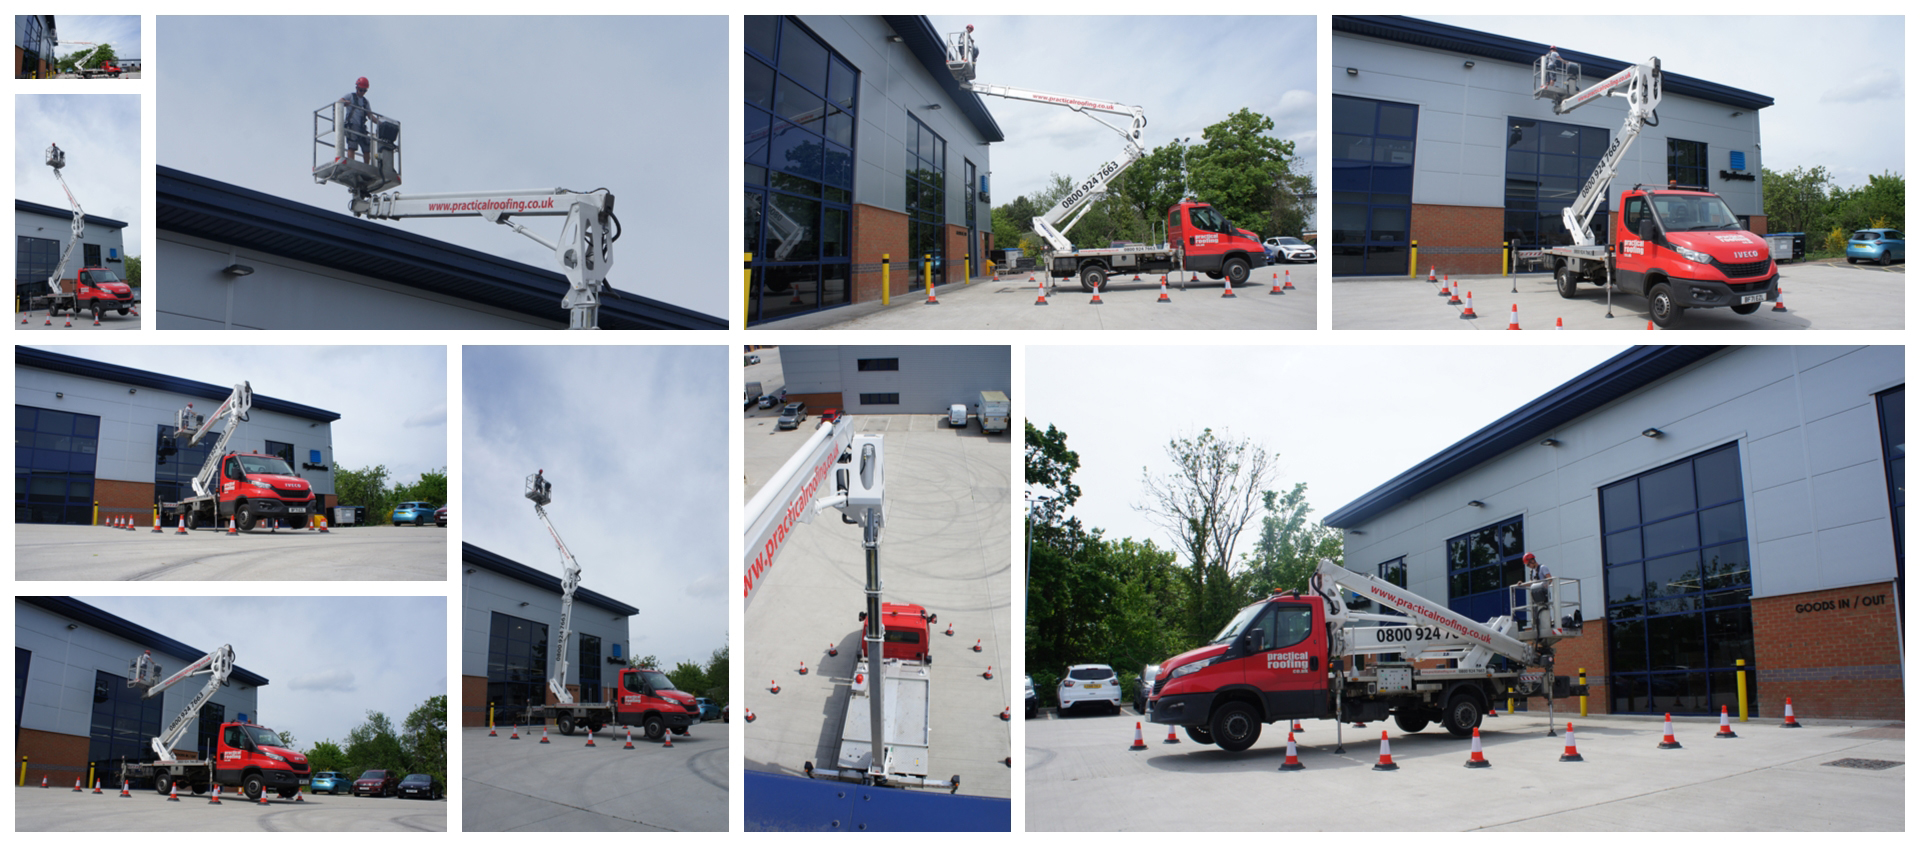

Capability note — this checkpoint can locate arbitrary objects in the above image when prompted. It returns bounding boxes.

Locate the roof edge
[17,346,342,422]
[462,542,640,616]
[20,597,271,686]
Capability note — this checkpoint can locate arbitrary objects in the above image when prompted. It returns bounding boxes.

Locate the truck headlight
[1165,657,1216,681]
[1675,245,1711,264]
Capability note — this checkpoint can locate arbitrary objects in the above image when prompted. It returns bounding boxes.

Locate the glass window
[778,20,829,91]
[1446,515,1524,622]
[858,393,901,405]
[744,15,778,61]
[1668,138,1708,188]
[1332,96,1417,277]
[1504,116,1609,253]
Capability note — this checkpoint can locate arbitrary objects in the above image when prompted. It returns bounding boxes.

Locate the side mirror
[1636,215,1658,242]
[1243,627,1265,653]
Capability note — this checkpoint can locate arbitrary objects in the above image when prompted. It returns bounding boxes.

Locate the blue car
[695,697,721,721]
[392,501,436,526]
[309,771,350,795]
[1846,229,1904,266]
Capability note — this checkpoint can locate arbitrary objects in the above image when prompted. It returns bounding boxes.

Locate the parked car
[1264,236,1317,264]
[745,353,761,366]
[820,407,840,425]
[1133,664,1160,714]
[695,697,721,721]
[392,501,436,526]
[722,705,730,723]
[758,394,780,409]
[1846,229,1904,266]
[1056,663,1123,716]
[353,769,399,797]
[1025,676,1038,718]
[396,773,442,800]
[435,506,447,527]
[777,401,808,429]
[948,404,968,427]
[309,770,350,795]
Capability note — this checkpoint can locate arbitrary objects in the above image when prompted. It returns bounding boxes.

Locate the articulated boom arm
[1535,56,1662,246]
[44,144,85,296]
[945,26,1148,252]
[129,644,235,759]
[1311,558,1538,665]
[527,471,582,702]
[174,382,253,500]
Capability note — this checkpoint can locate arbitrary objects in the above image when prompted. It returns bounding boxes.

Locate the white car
[1056,664,1122,716]
[1264,236,1316,263]
[948,403,968,427]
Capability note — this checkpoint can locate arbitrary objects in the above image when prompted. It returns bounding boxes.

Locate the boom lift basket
[1532,53,1582,103]
[127,653,161,690]
[313,100,402,194]
[1508,576,1584,641]
[526,471,552,507]
[46,143,66,170]
[943,27,977,82]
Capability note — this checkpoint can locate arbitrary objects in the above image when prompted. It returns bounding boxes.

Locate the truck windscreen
[1208,599,1267,645]
[1652,195,1740,231]
[238,456,295,475]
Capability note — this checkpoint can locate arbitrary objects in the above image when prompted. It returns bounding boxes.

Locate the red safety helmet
[356,76,369,90]
[1522,552,1536,562]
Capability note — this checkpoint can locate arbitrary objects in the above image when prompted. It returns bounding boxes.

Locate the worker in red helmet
[339,76,379,163]
[1520,552,1553,631]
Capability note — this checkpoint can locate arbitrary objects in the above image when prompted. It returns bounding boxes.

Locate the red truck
[529,666,702,740]
[860,602,936,663]
[21,266,134,316]
[1547,186,1778,328]
[1049,200,1269,291]
[123,721,309,801]
[174,452,320,531]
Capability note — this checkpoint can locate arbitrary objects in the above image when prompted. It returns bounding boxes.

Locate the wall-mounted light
[519,601,530,607]
[1642,428,1664,439]
[1468,500,1486,508]
[1730,111,1743,118]
[1540,438,1560,447]
[222,264,254,276]
[927,104,943,110]
[56,392,64,399]
[66,623,78,630]
[1463,60,1475,69]
[128,388,136,395]
[1346,67,1359,76]
[886,35,903,43]
[464,567,477,575]
[1350,529,1365,536]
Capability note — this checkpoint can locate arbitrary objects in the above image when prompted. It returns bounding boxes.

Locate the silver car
[776,401,807,429]
[1056,664,1122,716]
[1263,236,1317,263]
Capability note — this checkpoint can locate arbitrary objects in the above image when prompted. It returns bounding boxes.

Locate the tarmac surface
[1026,707,1905,831]
[461,723,727,831]
[14,783,446,831]
[13,522,448,581]
[14,304,143,330]
[743,410,1014,802]
[753,262,1317,330]
[1333,257,1903,330]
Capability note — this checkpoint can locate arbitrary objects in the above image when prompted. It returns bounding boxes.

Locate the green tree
[704,643,729,707]
[1761,165,1832,235]
[332,463,390,523]
[668,661,709,697]
[1188,109,1296,238]
[391,468,448,507]
[276,730,298,750]
[124,255,141,288]
[1239,484,1344,601]
[1832,171,1904,232]
[1115,141,1189,241]
[1135,428,1277,645]
[1024,420,1082,529]
[343,710,408,777]
[627,653,661,670]
[303,740,348,775]
[401,696,447,788]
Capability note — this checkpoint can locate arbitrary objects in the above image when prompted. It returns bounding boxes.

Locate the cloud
[685,572,727,600]
[287,668,357,692]
[403,402,447,428]
[1821,69,1904,105]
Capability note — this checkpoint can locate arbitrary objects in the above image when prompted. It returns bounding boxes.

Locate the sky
[1423,15,1904,189]
[75,596,446,750]
[28,345,448,482]
[1025,345,1632,567]
[48,15,141,62]
[154,16,729,321]
[927,15,1315,207]
[15,94,142,256]
[462,346,728,671]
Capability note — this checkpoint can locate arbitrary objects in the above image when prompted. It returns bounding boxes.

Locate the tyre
[1731,301,1762,315]
[1555,264,1579,298]
[1647,283,1683,329]
[236,501,257,531]
[644,716,667,741]
[1881,251,1894,267]
[414,516,424,526]
[1208,701,1262,752]
[89,299,101,317]
[1221,257,1251,286]
[192,783,208,795]
[288,511,310,530]
[1847,257,1858,264]
[1080,265,1107,293]
[556,715,576,736]
[1108,702,1122,716]
[154,771,172,795]
[1185,726,1215,745]
[1441,691,1483,738]
[117,307,130,316]
[1394,709,1429,733]
[672,726,689,736]
[354,788,362,797]
[242,774,265,802]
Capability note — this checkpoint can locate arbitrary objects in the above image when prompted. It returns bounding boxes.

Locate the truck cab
[214,452,318,530]
[132,721,308,800]
[614,667,702,740]
[1166,200,1267,286]
[1602,187,1778,325]
[861,602,934,663]
[73,267,134,314]
[1147,592,1329,749]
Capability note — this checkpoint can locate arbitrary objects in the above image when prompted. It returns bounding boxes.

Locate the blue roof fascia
[462,542,640,617]
[21,597,271,686]
[17,198,130,230]
[16,346,342,422]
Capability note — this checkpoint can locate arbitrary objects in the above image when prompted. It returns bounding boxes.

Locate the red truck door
[1239,598,1328,721]
[1615,192,1653,295]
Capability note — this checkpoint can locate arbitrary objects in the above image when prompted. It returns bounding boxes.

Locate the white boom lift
[312,103,617,329]
[173,382,253,502]
[944,25,1147,253]
[42,143,86,303]
[525,470,582,704]
[129,645,236,759]
[1531,50,1663,248]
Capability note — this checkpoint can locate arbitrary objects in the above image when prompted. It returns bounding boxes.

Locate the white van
[948,404,968,428]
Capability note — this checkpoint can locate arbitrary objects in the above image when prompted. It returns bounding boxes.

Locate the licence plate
[1084,683,1100,689]
[1738,293,1765,305]
[288,506,305,512]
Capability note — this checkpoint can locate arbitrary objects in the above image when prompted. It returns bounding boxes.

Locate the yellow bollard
[742,253,752,323]
[18,755,27,787]
[923,254,933,294]
[1736,659,1748,722]
[965,253,972,281]
[881,255,890,306]
[1408,240,1418,278]
[88,762,95,788]
[1506,685,1514,715]
[489,702,495,730]
[93,501,100,526]
[1503,241,1512,276]
[1579,668,1587,717]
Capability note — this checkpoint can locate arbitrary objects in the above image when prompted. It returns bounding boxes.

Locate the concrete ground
[744,412,1014,802]
[14,304,143,330]
[1026,707,1904,831]
[1333,257,1903,330]
[460,724,727,831]
[13,523,447,580]
[741,347,787,414]
[14,784,446,831]
[753,262,1317,330]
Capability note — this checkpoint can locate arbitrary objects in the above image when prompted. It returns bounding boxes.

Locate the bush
[1826,226,1850,254]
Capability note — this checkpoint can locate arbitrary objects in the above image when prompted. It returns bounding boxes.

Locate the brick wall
[1751,582,1902,720]
[1412,204,1505,275]
[945,225,970,282]
[787,392,845,412]
[852,204,909,303]
[461,675,488,727]
[1747,215,1768,235]
[94,478,154,522]
[17,728,91,787]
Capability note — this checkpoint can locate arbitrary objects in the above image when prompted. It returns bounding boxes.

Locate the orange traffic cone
[770,679,781,694]
[92,308,101,326]
[1353,719,1368,728]
[1129,722,1148,751]
[1269,272,1283,295]
[1507,304,1522,330]
[1163,724,1180,744]
[93,778,103,794]
[944,623,954,636]
[1658,713,1682,749]
[539,725,550,744]
[1555,317,1564,330]
[316,515,329,533]
[1428,266,1438,283]
[584,727,596,747]
[1438,277,1452,298]
[73,777,83,792]
[662,730,674,748]
[972,639,982,652]
[1033,280,1049,306]
[745,708,756,722]
[257,790,270,806]
[294,791,304,802]
[623,726,635,749]
[982,666,994,680]
[1291,720,1304,733]
[1647,320,1656,330]
[1771,292,1787,312]
[120,779,132,797]
[1447,279,1462,305]
[925,280,939,305]
[1715,706,1738,738]
[1279,731,1305,771]
[1458,291,1478,319]
[1282,270,1295,290]
[209,784,223,804]
[1158,277,1172,303]
[1221,278,1237,298]
[1465,727,1491,768]
[1089,286,1104,305]
[827,642,838,657]
[1001,707,1012,721]
[1373,731,1399,771]
[41,775,49,788]
[510,724,520,739]
[489,722,498,737]
[152,511,163,533]
[1782,697,1802,728]
[176,512,189,535]
[1560,722,1584,761]
[227,515,238,536]
[167,782,180,801]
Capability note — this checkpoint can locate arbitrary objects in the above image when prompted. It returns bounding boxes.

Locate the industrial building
[778,345,1011,415]
[460,542,638,728]
[15,347,339,525]
[155,167,724,330]
[1331,16,1773,275]
[16,596,269,788]
[16,15,56,78]
[1326,346,1903,721]
[17,199,131,301]
[745,15,1001,326]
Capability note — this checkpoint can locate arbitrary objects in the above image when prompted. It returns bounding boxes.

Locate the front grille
[270,486,311,500]
[1713,259,1772,280]
[288,761,308,773]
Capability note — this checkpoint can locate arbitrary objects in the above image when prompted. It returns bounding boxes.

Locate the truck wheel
[644,716,667,741]
[89,299,101,317]
[117,307,130,316]
[154,771,172,795]
[236,501,257,531]
[242,774,265,802]
[1647,283,1683,329]
[1208,701,1262,752]
[1185,726,1215,745]
[1080,265,1107,293]
[672,726,689,736]
[1731,301,1762,315]
[1555,265,1579,298]
[288,511,310,530]
[1221,257,1251,286]
[587,720,604,733]
[1393,709,1429,733]
[192,783,208,795]
[1441,692,1483,738]
[556,716,576,736]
